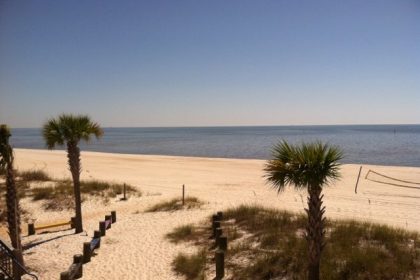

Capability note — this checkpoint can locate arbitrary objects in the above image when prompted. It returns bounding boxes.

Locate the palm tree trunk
[5,163,24,265]
[67,141,83,233]
[306,185,325,280]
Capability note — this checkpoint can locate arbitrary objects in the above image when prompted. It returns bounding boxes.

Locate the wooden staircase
[0,239,37,280]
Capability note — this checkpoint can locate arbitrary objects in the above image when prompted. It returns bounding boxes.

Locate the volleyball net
[365,169,420,190]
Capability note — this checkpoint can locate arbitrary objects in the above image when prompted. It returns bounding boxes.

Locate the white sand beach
[3,148,420,279]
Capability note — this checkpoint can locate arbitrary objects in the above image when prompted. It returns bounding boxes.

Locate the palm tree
[42,114,103,233]
[265,141,342,280]
[0,125,24,264]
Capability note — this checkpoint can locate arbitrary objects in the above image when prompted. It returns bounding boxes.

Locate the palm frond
[264,141,343,192]
[42,114,103,147]
[43,118,65,149]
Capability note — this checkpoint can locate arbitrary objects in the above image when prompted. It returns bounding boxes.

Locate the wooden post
[215,228,223,246]
[215,249,225,279]
[212,221,220,238]
[182,184,185,205]
[105,215,112,228]
[73,254,83,278]
[94,230,101,248]
[28,223,35,235]
[211,214,219,229]
[70,217,76,229]
[111,211,116,223]
[83,242,91,263]
[355,166,363,194]
[123,183,127,200]
[219,236,227,251]
[60,271,70,280]
[99,221,106,236]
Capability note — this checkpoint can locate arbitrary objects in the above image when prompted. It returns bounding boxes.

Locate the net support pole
[355,166,362,194]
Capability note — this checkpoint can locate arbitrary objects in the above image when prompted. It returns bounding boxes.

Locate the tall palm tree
[0,125,24,264]
[43,114,103,233]
[265,141,342,280]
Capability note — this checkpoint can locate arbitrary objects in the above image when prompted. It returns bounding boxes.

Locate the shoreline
[14,148,420,169]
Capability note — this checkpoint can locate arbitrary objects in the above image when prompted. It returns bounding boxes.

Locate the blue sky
[1,0,419,127]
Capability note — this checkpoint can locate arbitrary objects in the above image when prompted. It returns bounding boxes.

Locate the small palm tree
[0,125,24,264]
[265,141,342,280]
[43,114,103,233]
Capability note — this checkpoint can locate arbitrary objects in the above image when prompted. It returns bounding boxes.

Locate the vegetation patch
[17,169,51,181]
[80,180,139,198]
[1,169,141,213]
[172,249,207,280]
[171,205,420,280]
[146,197,204,212]
[166,225,194,243]
[165,224,209,244]
[29,179,140,210]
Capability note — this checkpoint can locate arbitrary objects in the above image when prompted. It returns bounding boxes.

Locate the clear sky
[1,0,419,128]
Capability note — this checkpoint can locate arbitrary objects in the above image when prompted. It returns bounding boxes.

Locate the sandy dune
[2,148,419,279]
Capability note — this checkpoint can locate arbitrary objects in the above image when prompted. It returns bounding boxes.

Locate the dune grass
[145,197,204,212]
[17,169,51,181]
[0,168,141,212]
[172,249,207,280]
[165,224,205,244]
[30,180,140,210]
[170,205,420,280]
[31,180,139,200]
[166,225,194,243]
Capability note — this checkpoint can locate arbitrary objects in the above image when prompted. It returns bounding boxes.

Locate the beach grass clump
[166,225,194,243]
[31,180,139,198]
[79,180,140,197]
[172,205,420,280]
[146,197,203,212]
[17,169,51,181]
[32,186,60,201]
[166,224,206,244]
[31,183,74,210]
[172,249,207,280]
[30,180,140,210]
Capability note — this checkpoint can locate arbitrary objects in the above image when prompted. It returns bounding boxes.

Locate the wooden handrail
[0,239,38,280]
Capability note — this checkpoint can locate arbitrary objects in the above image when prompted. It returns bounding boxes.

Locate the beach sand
[2,148,420,279]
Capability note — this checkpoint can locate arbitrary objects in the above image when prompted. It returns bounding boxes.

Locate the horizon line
[9,123,420,130]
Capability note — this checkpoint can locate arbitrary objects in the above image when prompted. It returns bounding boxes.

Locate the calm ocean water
[9,125,420,167]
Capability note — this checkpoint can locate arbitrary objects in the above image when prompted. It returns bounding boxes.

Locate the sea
[8,125,420,167]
